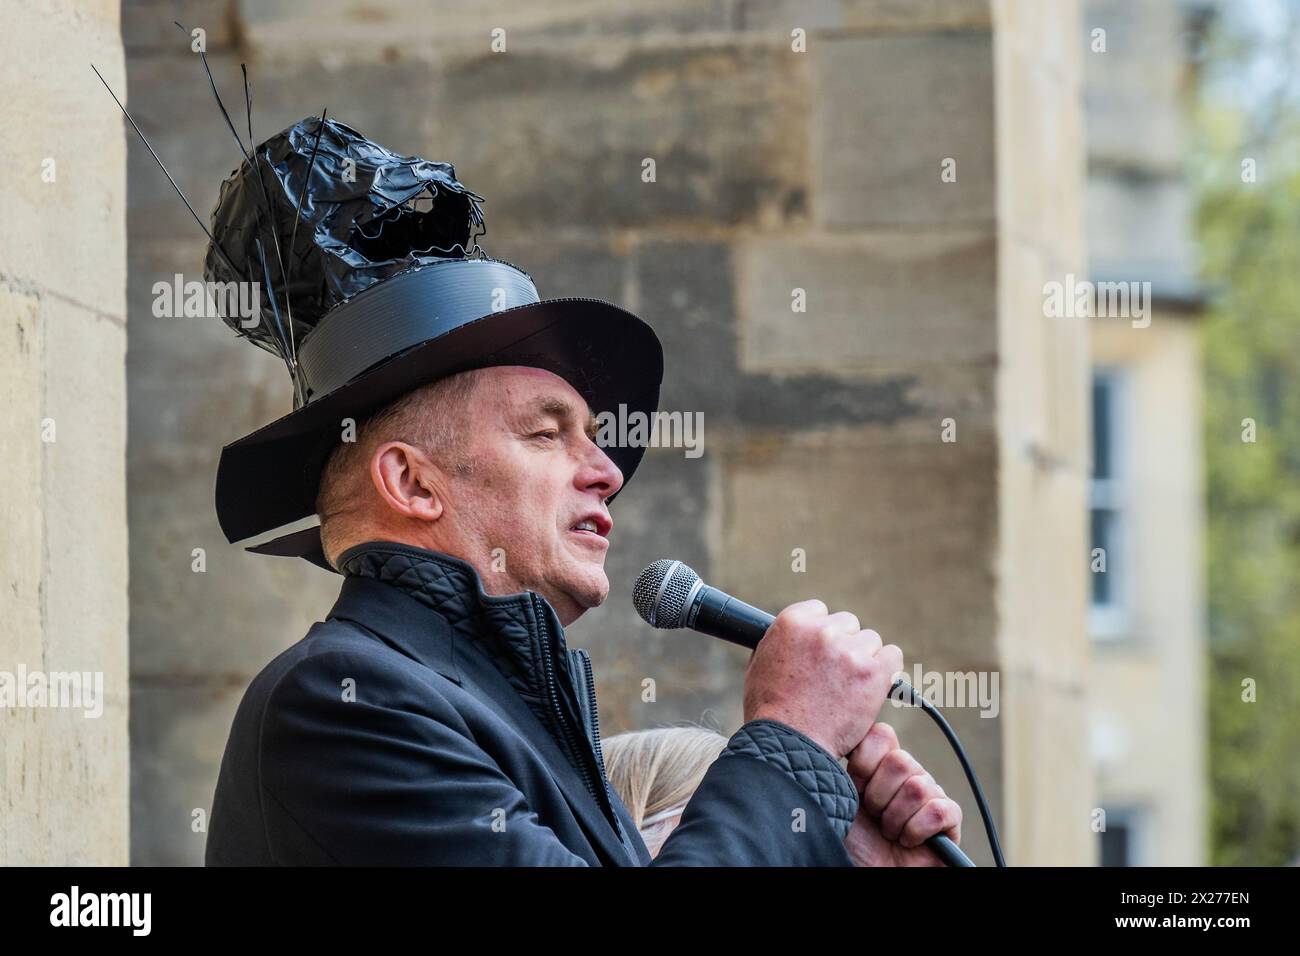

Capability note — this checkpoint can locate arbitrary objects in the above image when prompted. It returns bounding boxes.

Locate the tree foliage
[1193,0,1300,866]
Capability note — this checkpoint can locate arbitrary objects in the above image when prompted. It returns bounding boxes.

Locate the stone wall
[125,0,1090,865]
[993,0,1094,865]
[0,0,129,865]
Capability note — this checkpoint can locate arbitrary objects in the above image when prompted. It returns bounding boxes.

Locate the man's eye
[532,430,559,441]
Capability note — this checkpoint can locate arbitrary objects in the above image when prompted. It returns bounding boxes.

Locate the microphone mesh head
[632,559,701,629]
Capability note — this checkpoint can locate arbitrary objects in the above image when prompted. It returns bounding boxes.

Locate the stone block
[813,32,995,227]
[738,231,997,372]
[41,297,129,695]
[432,42,812,230]
[124,0,239,52]
[738,0,992,31]
[0,286,44,662]
[240,0,737,54]
[719,427,999,667]
[0,2,126,311]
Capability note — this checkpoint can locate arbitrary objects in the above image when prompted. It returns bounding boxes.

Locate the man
[199,117,961,865]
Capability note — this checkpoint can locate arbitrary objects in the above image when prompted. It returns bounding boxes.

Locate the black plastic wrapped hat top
[204,116,492,405]
[193,114,663,569]
[95,45,662,571]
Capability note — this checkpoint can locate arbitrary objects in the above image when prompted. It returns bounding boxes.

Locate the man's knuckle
[870,722,898,746]
[903,775,929,801]
[882,750,910,774]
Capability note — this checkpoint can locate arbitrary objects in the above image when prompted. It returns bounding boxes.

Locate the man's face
[436,366,624,626]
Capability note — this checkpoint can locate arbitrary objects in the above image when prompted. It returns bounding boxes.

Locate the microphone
[632,559,773,649]
[633,558,976,869]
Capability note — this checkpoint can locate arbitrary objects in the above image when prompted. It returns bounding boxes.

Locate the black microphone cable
[634,558,1009,867]
[889,678,1007,867]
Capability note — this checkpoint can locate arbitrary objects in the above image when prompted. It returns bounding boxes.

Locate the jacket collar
[325,540,641,864]
[333,539,571,717]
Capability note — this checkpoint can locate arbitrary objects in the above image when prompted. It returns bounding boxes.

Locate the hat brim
[216,297,663,570]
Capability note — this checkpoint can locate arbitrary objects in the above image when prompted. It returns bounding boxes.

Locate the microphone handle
[688,585,975,867]
[686,585,774,648]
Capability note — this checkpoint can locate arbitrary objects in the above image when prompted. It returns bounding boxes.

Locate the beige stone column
[0,0,130,864]
[994,0,1094,863]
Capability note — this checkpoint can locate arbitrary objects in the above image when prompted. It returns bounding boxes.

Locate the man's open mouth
[568,512,612,537]
[568,514,611,545]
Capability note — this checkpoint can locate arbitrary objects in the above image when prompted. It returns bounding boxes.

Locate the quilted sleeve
[720,718,860,839]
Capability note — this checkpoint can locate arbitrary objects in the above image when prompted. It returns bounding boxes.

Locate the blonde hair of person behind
[602,726,729,857]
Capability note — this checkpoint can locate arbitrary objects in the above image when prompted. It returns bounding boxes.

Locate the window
[1089,369,1130,637]
[1099,806,1148,867]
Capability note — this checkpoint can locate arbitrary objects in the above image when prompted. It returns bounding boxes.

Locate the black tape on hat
[296,258,540,403]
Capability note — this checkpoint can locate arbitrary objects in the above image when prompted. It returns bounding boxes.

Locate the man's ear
[370,441,446,523]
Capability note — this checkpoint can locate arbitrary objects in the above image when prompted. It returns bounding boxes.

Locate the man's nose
[579,437,624,499]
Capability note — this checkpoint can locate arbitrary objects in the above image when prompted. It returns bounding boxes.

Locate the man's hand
[842,722,963,867]
[745,600,903,760]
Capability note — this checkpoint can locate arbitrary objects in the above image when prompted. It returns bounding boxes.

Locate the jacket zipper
[577,650,608,781]
[532,596,632,852]
[577,648,631,847]
[531,593,604,814]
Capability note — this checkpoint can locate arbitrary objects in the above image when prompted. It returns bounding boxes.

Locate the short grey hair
[315,368,488,568]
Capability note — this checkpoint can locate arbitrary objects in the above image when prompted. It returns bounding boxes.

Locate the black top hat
[205,117,663,570]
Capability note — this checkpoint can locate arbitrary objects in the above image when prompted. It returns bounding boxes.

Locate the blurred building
[1083,0,1211,865]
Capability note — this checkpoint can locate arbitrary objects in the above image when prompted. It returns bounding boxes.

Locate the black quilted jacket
[205,540,859,865]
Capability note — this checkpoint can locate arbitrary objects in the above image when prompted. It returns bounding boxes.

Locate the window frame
[1099,804,1151,867]
[1089,366,1133,640]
